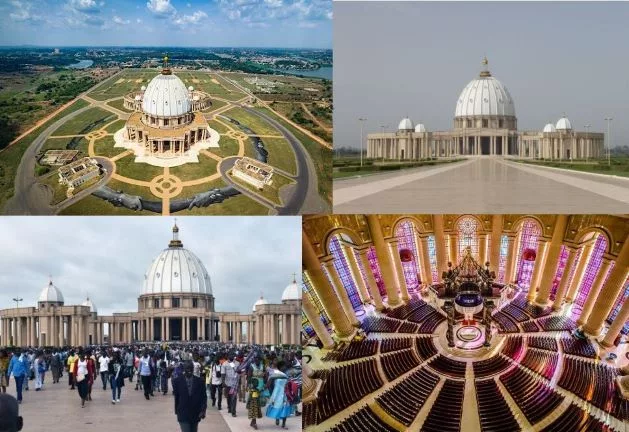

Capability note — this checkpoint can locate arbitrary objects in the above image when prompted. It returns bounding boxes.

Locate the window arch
[395,220,420,289]
[497,235,509,283]
[327,235,364,312]
[457,216,480,260]
[573,234,609,317]
[514,218,542,288]
[367,246,387,297]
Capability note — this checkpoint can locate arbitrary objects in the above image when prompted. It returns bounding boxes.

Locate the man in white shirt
[98,353,110,390]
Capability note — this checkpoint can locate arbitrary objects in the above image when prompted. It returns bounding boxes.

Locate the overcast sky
[0,0,332,48]
[334,1,629,149]
[0,217,300,316]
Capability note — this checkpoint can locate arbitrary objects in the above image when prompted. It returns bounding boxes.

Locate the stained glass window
[428,235,438,282]
[607,276,629,335]
[302,272,330,326]
[367,246,388,297]
[498,235,508,283]
[457,216,479,260]
[515,219,542,289]
[550,245,569,300]
[328,235,363,311]
[302,311,315,338]
[353,249,372,300]
[574,234,608,314]
[395,220,420,290]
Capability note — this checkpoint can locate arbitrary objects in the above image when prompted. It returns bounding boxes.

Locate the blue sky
[0,0,332,47]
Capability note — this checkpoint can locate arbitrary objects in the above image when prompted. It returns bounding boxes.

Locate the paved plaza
[333,158,629,213]
[8,377,301,432]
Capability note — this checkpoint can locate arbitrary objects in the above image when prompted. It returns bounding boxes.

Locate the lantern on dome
[399,248,413,262]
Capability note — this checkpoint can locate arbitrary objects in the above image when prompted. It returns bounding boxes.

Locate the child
[247,377,263,430]
[158,360,169,395]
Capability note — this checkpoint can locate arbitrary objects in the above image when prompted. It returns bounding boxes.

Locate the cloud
[9,0,43,22]
[68,0,100,14]
[218,0,331,28]
[113,15,130,25]
[136,18,142,23]
[0,217,301,317]
[173,10,208,26]
[146,0,175,17]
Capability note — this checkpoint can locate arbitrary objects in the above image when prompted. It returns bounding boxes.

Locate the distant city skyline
[0,0,332,48]
[335,1,629,149]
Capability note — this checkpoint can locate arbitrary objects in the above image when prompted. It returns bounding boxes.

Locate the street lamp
[358,118,367,167]
[380,125,388,162]
[604,117,613,166]
[12,297,23,309]
[584,125,590,163]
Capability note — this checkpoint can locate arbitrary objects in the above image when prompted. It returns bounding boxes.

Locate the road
[333,157,629,213]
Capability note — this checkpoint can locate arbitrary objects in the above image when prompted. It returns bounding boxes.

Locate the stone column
[479,234,488,265]
[576,256,613,326]
[59,317,64,347]
[506,233,521,284]
[165,317,170,341]
[433,215,448,276]
[489,215,503,274]
[149,318,154,341]
[357,249,384,310]
[601,298,629,347]
[303,230,355,338]
[565,242,595,302]
[366,215,401,306]
[449,233,458,264]
[389,239,410,301]
[322,259,360,326]
[527,239,549,302]
[342,245,370,303]
[552,246,579,310]
[417,234,433,285]
[535,215,568,306]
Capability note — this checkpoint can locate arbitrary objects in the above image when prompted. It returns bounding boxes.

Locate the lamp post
[584,124,590,163]
[358,118,367,167]
[604,117,613,166]
[380,125,387,162]
[12,297,23,309]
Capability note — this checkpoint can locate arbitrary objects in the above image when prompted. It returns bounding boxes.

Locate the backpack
[285,380,299,403]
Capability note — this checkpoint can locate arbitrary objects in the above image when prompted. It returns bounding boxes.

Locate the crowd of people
[0,343,302,431]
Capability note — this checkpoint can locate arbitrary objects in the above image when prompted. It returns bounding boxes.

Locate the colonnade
[0,314,89,347]
[519,134,604,159]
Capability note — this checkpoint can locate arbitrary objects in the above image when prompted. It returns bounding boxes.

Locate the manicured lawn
[87,71,156,101]
[169,154,218,181]
[0,98,89,211]
[40,174,68,205]
[223,107,282,136]
[208,119,232,134]
[184,193,269,215]
[93,136,126,158]
[60,195,152,215]
[105,98,133,113]
[262,137,296,175]
[104,119,126,133]
[105,178,155,199]
[176,178,226,199]
[252,106,332,205]
[177,72,246,101]
[212,136,240,158]
[204,98,229,112]
[114,154,164,182]
[51,107,116,136]
[515,158,629,178]
[40,136,89,154]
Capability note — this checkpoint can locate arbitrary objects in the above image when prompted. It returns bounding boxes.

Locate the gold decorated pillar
[535,215,568,306]
[303,295,334,348]
[527,239,549,302]
[565,242,595,302]
[433,215,448,277]
[303,230,354,338]
[489,215,503,274]
[583,235,629,336]
[322,258,360,326]
[601,297,629,347]
[503,234,518,284]
[449,233,459,264]
[342,244,370,303]
[366,215,401,306]
[417,234,433,285]
[479,233,488,265]
[357,249,384,310]
[551,246,578,310]
[388,239,410,301]
[577,256,613,326]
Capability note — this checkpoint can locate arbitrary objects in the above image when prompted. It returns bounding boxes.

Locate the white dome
[281,278,301,301]
[556,116,572,131]
[455,59,515,118]
[141,85,146,91]
[142,224,212,296]
[414,123,427,133]
[543,123,556,133]
[82,297,97,313]
[38,279,64,303]
[252,296,269,312]
[398,117,413,131]
[188,86,194,91]
[141,73,191,118]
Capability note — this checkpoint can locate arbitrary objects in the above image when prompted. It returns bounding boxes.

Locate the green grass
[184,193,269,215]
[253,106,331,205]
[39,174,68,205]
[230,170,294,206]
[212,136,240,158]
[87,71,156,101]
[104,119,126,133]
[208,119,231,134]
[93,136,126,158]
[169,154,218,181]
[176,72,246,101]
[204,98,229,112]
[514,158,629,178]
[105,178,155,199]
[262,137,297,175]
[40,136,89,154]
[332,159,466,179]
[176,178,226,199]
[222,107,282,136]
[0,98,89,211]
[105,98,133,113]
[51,107,116,136]
[59,195,152,215]
[114,154,164,182]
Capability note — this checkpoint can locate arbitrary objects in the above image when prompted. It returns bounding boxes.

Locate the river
[67,59,94,69]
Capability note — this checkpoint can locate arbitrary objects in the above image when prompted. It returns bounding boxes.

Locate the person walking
[34,352,45,391]
[247,377,263,430]
[67,350,78,390]
[98,351,110,390]
[139,350,153,400]
[222,355,239,417]
[0,393,24,432]
[7,350,27,404]
[208,356,223,410]
[172,361,207,432]
[124,349,134,383]
[72,352,92,408]
[108,351,124,404]
[50,351,61,384]
[265,361,292,430]
[85,351,96,401]
[158,359,169,395]
[0,350,9,394]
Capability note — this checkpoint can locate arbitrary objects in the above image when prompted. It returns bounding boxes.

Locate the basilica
[0,223,301,347]
[302,214,628,431]
[366,59,606,160]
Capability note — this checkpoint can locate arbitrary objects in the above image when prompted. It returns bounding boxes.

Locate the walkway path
[334,157,629,213]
